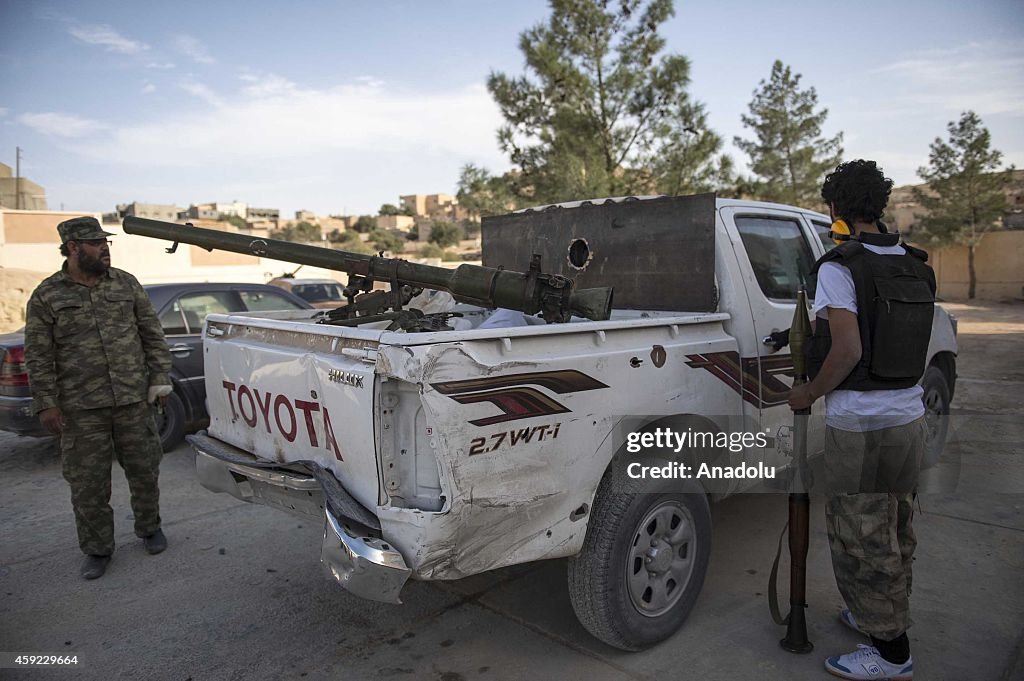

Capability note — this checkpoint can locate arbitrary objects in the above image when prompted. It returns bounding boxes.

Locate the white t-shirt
[812,242,925,432]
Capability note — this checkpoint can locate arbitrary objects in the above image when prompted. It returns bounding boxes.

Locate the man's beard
[78,251,110,275]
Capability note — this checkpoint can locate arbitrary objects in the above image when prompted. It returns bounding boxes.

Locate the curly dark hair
[60,242,70,257]
[820,159,893,224]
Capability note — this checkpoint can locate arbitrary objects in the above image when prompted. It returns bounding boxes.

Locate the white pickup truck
[184,195,957,651]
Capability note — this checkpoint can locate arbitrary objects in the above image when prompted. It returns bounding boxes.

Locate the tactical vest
[805,240,936,391]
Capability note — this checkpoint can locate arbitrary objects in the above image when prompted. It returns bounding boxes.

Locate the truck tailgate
[202,315,384,513]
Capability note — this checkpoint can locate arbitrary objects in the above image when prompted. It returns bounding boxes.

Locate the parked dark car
[0,282,313,451]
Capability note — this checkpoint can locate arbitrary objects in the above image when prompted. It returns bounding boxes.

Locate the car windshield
[293,283,344,302]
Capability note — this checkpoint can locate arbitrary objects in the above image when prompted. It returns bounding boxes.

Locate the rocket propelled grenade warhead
[122,217,613,324]
[789,288,812,384]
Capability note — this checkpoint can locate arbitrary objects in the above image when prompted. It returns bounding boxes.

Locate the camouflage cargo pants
[824,417,925,641]
[60,401,163,556]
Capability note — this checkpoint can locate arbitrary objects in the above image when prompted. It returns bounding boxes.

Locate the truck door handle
[762,329,790,352]
[169,344,194,357]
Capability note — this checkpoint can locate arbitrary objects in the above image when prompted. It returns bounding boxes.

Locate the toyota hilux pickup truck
[178,195,957,650]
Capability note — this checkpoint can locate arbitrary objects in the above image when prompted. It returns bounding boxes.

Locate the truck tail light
[0,346,30,387]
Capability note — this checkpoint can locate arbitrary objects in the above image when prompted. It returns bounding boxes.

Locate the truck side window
[810,220,837,252]
[735,215,816,301]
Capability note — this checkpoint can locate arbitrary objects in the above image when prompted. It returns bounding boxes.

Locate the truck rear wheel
[567,471,710,651]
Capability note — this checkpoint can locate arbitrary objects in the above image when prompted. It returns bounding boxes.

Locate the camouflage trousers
[60,401,163,556]
[824,418,925,641]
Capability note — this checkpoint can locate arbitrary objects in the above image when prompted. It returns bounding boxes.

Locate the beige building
[182,203,220,220]
[115,202,184,222]
[247,206,280,220]
[376,214,415,232]
[213,201,247,218]
[399,193,469,222]
[0,162,48,210]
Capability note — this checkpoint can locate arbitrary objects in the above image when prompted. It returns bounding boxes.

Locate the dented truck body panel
[203,308,739,581]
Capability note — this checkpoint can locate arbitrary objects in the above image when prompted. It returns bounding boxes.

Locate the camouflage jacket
[24,265,171,413]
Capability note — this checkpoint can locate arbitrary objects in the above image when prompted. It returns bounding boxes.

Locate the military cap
[57,216,114,243]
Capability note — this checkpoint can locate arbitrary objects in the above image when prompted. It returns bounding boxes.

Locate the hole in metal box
[567,238,591,270]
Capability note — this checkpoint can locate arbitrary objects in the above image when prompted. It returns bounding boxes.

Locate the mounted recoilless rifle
[769,287,814,654]
[122,217,614,330]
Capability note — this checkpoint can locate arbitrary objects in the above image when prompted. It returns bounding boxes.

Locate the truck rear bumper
[321,509,411,604]
[188,432,411,603]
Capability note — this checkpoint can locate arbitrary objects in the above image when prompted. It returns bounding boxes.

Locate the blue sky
[1,0,1021,217]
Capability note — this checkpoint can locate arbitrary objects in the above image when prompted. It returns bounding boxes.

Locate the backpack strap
[810,240,865,276]
[901,242,930,262]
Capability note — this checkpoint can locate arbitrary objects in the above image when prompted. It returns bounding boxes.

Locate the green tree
[456,164,519,218]
[342,238,376,255]
[650,104,736,195]
[352,215,377,233]
[487,0,724,204]
[219,214,248,229]
[326,228,348,243]
[270,220,321,243]
[368,229,405,254]
[379,203,401,216]
[428,220,462,248]
[419,243,446,259]
[913,111,1014,299]
[734,60,843,207]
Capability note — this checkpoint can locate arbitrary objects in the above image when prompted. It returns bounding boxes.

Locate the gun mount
[122,217,613,328]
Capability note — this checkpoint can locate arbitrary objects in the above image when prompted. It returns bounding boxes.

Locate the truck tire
[156,391,186,452]
[567,470,711,651]
[921,365,951,469]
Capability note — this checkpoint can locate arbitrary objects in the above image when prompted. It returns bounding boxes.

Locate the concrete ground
[1,300,1022,681]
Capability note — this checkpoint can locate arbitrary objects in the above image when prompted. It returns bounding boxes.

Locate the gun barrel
[122,217,612,322]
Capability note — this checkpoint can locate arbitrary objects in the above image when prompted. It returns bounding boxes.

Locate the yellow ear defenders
[829,218,852,245]
[829,218,894,246]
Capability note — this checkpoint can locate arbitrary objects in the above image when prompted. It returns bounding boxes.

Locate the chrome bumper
[191,438,410,604]
[195,449,325,516]
[321,509,411,604]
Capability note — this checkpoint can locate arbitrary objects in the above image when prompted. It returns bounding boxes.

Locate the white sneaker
[840,608,868,636]
[825,644,913,680]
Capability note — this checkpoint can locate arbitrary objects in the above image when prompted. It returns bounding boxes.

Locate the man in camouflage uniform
[25,216,173,580]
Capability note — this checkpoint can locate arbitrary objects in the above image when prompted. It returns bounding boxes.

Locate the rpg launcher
[770,287,814,654]
[122,217,614,331]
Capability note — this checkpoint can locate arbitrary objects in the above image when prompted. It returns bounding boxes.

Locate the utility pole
[15,146,23,210]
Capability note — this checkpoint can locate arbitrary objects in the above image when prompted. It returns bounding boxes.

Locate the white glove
[148,385,173,404]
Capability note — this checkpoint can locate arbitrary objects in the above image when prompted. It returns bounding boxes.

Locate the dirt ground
[938,300,1024,414]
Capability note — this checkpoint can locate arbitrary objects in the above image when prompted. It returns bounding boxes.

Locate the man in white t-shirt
[788,160,935,681]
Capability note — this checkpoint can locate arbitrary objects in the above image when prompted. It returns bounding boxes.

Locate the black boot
[81,555,111,580]
[143,529,167,555]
